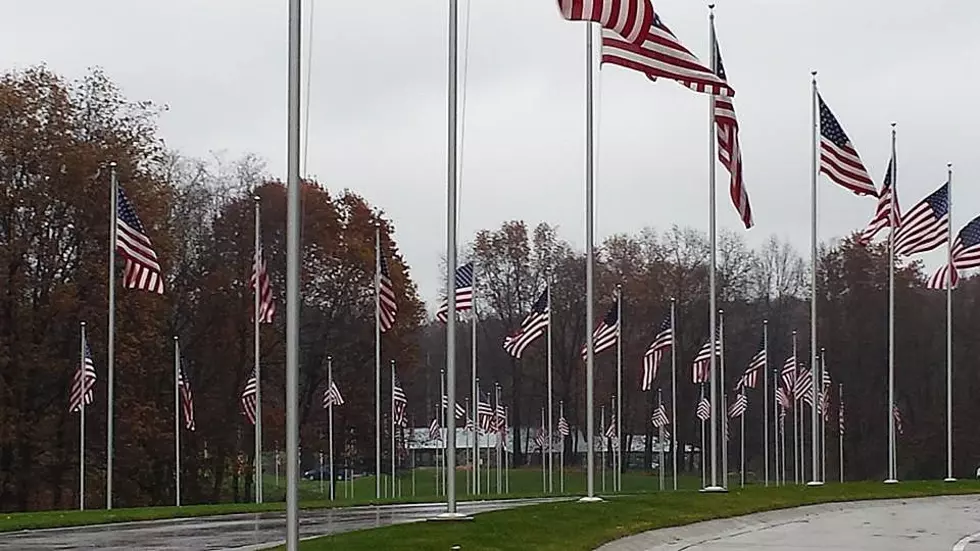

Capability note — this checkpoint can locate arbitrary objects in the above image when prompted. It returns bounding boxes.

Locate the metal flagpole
[839,382,844,483]
[792,330,799,484]
[328,356,335,500]
[541,407,547,492]
[464,397,471,495]
[472,311,479,496]
[375,223,383,498]
[547,283,554,494]
[253,195,263,504]
[670,298,678,490]
[440,0,461,517]
[412,417,416,497]
[763,320,769,486]
[600,405,606,493]
[740,387,745,488]
[704,5,722,494]
[808,72,823,487]
[319,451,324,494]
[885,123,898,484]
[496,383,502,494]
[719,309,727,490]
[285,0,302,544]
[559,400,566,494]
[582,19,600,504]
[505,406,510,494]
[440,370,446,496]
[700,384,706,488]
[107,162,117,510]
[391,360,397,499]
[658,389,664,491]
[781,394,787,484]
[945,162,956,483]
[615,284,622,492]
[79,323,87,511]
[821,348,827,483]
[174,336,181,507]
[773,369,780,486]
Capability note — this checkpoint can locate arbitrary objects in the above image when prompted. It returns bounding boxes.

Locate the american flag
[477,396,494,433]
[494,403,507,434]
[240,369,257,425]
[558,0,654,45]
[580,300,619,360]
[323,380,344,408]
[441,395,466,419]
[780,356,797,391]
[817,93,876,197]
[894,181,949,257]
[392,372,408,427]
[728,392,748,418]
[251,243,275,323]
[428,417,441,441]
[696,395,711,421]
[775,386,791,410]
[503,288,549,358]
[600,14,734,97]
[557,414,570,437]
[534,426,548,450]
[177,358,196,431]
[69,343,97,413]
[604,416,617,439]
[436,262,475,323]
[641,315,672,391]
[927,216,980,290]
[651,403,669,429]
[859,158,901,244]
[692,334,720,384]
[116,187,165,294]
[793,364,811,401]
[893,404,903,436]
[738,338,766,389]
[713,28,753,229]
[378,247,398,332]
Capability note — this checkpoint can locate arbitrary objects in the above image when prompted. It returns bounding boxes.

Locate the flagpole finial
[718,309,724,315]
[811,70,817,77]
[948,162,953,170]
[253,194,261,202]
[670,296,676,304]
[109,161,117,168]
[708,3,715,10]
[81,321,86,328]
[327,355,332,361]
[792,329,797,336]
[173,335,178,342]
[891,122,897,129]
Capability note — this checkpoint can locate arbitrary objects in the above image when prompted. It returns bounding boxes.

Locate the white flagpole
[505,406,510,494]
[174,336,181,507]
[391,360,396,498]
[472,310,479,496]
[792,330,799,484]
[821,348,827,483]
[440,370,446,496]
[375,223,383,499]
[615,284,623,493]
[885,123,899,484]
[319,450,324,494]
[808,72,823,487]
[700,384,706,488]
[670,298,678,490]
[763,320,769,486]
[945,161,956,483]
[582,20,599,503]
[107,162,117,510]
[285,0,302,544]
[719,309,727,490]
[600,405,606,493]
[328,356,335,500]
[839,382,844,483]
[773,370,780,486]
[559,400,566,494]
[740,387,745,488]
[657,389,664,491]
[253,195,263,504]
[705,5,722,493]
[496,383,502,494]
[547,283,554,494]
[465,397,471,495]
[79,322,87,511]
[541,407,547,492]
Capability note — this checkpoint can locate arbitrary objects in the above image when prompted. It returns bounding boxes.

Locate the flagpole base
[429,512,473,522]
[578,496,603,503]
[883,479,899,484]
[944,477,957,483]
[806,481,824,487]
[700,486,727,493]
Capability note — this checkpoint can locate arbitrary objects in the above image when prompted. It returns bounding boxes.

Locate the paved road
[599,495,980,551]
[0,498,563,550]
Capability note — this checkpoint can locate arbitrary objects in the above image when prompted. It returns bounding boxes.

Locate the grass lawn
[0,467,694,533]
[292,480,980,551]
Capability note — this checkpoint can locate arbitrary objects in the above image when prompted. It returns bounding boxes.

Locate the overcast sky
[2,0,976,309]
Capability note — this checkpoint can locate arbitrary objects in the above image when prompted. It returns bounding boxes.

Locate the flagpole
[885,123,898,484]
[615,284,622,493]
[284,0,302,543]
[253,194,263,504]
[792,330,799,484]
[600,404,606,493]
[328,356,335,500]
[582,20,599,504]
[174,336,181,506]
[471,309,478,495]
[79,322,87,511]
[740,387,745,488]
[719,308,727,490]
[541,406,547,492]
[839,382,844,483]
[773,369,780,486]
[658,389,664,491]
[440,369,446,497]
[496,383,502,494]
[374,223,383,499]
[945,162,956,482]
[700,385,706,488]
[559,400,565,494]
[547,282,554,494]
[808,71,823,487]
[763,320,769,486]
[464,397,471,495]
[670,298,678,490]
[107,161,117,510]
[391,360,397,498]
[705,4,722,493]
[820,348,827,483]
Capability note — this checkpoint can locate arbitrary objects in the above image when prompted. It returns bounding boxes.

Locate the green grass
[293,480,980,551]
[0,467,692,533]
